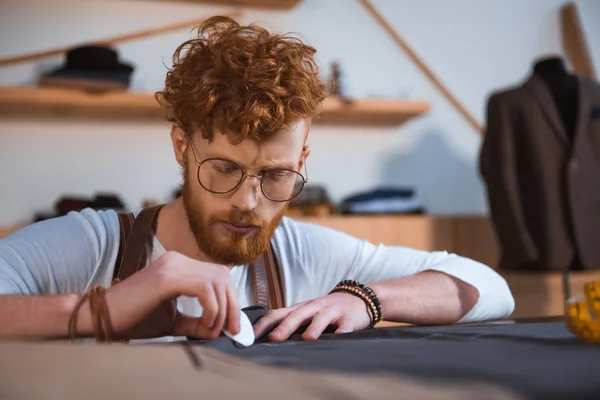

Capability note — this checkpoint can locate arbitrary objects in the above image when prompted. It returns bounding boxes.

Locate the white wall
[576,0,600,74]
[0,0,598,226]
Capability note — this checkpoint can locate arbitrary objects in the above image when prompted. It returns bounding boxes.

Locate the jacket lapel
[525,74,569,146]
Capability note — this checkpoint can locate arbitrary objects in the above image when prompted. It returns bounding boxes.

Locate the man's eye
[265,170,292,181]
[209,160,239,174]
[215,166,238,174]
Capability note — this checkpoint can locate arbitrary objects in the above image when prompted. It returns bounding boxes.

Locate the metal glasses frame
[186,134,309,202]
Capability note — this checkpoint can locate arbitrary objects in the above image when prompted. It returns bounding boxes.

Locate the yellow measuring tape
[565,281,600,342]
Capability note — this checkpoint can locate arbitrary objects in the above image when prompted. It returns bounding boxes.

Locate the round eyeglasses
[194,157,307,202]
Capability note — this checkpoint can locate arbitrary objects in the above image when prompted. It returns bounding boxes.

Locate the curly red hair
[155,16,327,142]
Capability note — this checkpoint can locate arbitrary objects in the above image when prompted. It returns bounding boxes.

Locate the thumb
[173,312,218,339]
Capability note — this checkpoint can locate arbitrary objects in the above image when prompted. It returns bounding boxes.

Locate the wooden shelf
[0,225,21,239]
[318,97,430,126]
[150,0,301,9]
[0,87,165,122]
[0,86,430,127]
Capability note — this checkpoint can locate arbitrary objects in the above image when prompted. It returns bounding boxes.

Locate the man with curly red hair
[0,16,514,342]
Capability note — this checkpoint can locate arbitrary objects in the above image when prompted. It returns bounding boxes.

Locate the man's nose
[230,175,260,213]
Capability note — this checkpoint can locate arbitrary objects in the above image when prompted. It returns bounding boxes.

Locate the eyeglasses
[187,135,308,202]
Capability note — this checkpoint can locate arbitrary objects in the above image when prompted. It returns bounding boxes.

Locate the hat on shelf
[39,45,135,92]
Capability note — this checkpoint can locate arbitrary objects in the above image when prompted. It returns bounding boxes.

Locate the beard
[181,162,287,266]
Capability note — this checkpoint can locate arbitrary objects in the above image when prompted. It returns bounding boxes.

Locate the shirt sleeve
[0,208,119,295]
[275,217,514,323]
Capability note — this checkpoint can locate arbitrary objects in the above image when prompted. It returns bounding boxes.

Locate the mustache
[212,209,266,227]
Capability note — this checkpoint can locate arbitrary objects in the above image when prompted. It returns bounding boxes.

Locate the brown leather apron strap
[113,205,163,283]
[264,244,285,309]
[251,243,285,309]
[113,212,135,282]
[252,256,270,308]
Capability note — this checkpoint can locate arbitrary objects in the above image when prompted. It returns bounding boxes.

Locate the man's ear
[300,119,312,170]
[170,125,188,167]
[302,144,312,161]
[299,144,312,172]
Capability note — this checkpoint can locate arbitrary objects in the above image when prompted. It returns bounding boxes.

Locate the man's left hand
[252,292,372,342]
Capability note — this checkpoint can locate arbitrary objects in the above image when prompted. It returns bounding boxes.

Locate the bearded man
[0,16,514,342]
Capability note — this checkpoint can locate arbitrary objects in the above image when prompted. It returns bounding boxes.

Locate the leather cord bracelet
[329,280,383,329]
[68,284,115,342]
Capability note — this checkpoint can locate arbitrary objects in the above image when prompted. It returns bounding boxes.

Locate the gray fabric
[190,310,600,400]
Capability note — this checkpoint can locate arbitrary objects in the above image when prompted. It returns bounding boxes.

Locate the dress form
[533,56,579,141]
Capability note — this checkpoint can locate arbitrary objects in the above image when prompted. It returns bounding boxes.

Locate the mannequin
[534,56,584,271]
[533,56,579,141]
[533,56,583,271]
[481,55,600,274]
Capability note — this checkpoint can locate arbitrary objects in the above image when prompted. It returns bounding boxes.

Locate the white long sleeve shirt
[0,208,515,334]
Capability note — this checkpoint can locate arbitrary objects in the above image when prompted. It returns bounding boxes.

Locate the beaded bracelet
[337,280,383,320]
[329,280,383,329]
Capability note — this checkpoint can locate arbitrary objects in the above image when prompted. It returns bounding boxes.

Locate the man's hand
[253,292,371,342]
[78,251,240,340]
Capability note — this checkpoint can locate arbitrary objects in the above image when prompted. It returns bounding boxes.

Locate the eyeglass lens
[198,158,304,201]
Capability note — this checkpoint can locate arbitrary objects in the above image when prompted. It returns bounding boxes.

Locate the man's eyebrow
[203,151,230,160]
[256,161,297,171]
[203,152,296,171]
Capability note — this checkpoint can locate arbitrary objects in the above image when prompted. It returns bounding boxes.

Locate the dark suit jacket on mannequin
[480,66,600,272]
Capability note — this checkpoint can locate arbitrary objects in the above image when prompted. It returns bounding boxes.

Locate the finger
[302,310,336,341]
[334,315,355,335]
[173,312,213,339]
[269,304,318,342]
[212,282,228,335]
[253,302,306,338]
[225,283,240,335]
[252,308,288,339]
[198,284,218,330]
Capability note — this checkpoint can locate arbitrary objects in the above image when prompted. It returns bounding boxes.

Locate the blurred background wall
[2,0,600,319]
[1,0,598,227]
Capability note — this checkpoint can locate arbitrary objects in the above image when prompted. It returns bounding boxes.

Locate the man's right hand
[78,251,241,340]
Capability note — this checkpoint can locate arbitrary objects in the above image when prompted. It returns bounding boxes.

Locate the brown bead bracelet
[329,280,383,329]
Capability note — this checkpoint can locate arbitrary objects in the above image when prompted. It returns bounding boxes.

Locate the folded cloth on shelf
[339,187,425,214]
[290,185,332,207]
